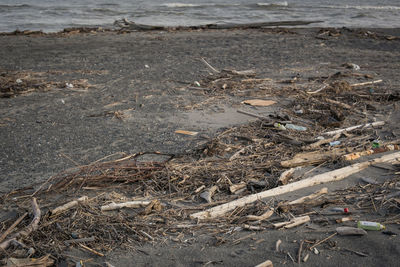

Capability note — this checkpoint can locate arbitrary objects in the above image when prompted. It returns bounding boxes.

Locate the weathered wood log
[273,215,310,229]
[288,187,328,205]
[190,151,400,220]
[246,209,274,221]
[255,259,273,267]
[101,200,151,211]
[51,196,88,215]
[323,121,385,136]
[0,198,41,250]
[281,149,346,168]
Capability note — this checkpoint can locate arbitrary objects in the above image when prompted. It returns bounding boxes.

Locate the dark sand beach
[1,28,400,266]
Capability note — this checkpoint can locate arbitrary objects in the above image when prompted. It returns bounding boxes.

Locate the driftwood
[304,133,341,150]
[343,144,400,161]
[255,260,273,267]
[288,187,328,205]
[0,198,41,250]
[190,151,400,220]
[0,212,27,243]
[51,196,88,215]
[281,149,346,168]
[273,215,310,229]
[115,20,323,31]
[246,209,274,221]
[229,182,246,194]
[200,58,220,73]
[309,233,337,250]
[323,121,385,136]
[101,200,151,211]
[278,167,301,185]
[200,186,218,203]
[351,79,383,87]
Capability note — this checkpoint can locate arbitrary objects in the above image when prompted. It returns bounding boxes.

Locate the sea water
[0,0,399,32]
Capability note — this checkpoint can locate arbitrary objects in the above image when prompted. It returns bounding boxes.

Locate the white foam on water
[320,5,400,11]
[162,3,202,8]
[257,1,288,7]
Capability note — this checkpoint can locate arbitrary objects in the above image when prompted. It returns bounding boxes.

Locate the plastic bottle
[330,207,349,213]
[357,221,385,230]
[274,123,286,130]
[285,123,307,131]
[329,141,341,146]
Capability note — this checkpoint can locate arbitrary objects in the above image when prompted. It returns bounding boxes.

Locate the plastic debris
[357,221,385,231]
[194,81,201,87]
[329,141,341,146]
[16,78,22,84]
[65,82,74,89]
[285,124,307,131]
[329,207,349,213]
[145,64,150,68]
[274,123,286,130]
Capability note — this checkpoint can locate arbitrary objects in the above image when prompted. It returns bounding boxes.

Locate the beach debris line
[0,70,94,97]
[1,62,400,264]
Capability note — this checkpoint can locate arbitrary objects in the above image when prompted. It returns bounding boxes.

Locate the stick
[284,216,310,229]
[237,109,272,121]
[51,196,88,215]
[79,243,104,257]
[343,144,400,161]
[101,200,151,211]
[200,58,220,73]
[309,233,337,250]
[288,187,328,205]
[64,236,95,245]
[298,241,304,264]
[255,260,273,267]
[0,198,41,250]
[273,216,310,229]
[350,79,383,87]
[325,98,353,109]
[278,168,297,185]
[246,209,274,221]
[304,133,341,150]
[281,149,346,168]
[323,121,385,136]
[242,78,272,83]
[190,151,400,220]
[0,212,27,243]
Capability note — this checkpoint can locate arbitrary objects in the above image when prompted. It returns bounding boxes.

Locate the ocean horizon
[0,0,399,32]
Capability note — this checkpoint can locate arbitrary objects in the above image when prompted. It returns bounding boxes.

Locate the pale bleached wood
[190,151,400,220]
[351,79,383,87]
[323,121,385,136]
[255,260,273,267]
[51,196,88,214]
[288,187,328,205]
[101,200,151,211]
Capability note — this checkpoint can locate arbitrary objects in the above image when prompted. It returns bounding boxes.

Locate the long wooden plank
[190,151,400,220]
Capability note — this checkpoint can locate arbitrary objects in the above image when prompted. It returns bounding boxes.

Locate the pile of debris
[1,61,399,265]
[0,70,93,98]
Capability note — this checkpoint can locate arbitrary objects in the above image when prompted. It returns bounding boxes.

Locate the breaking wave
[256,2,288,7]
[321,5,400,11]
[161,3,203,8]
